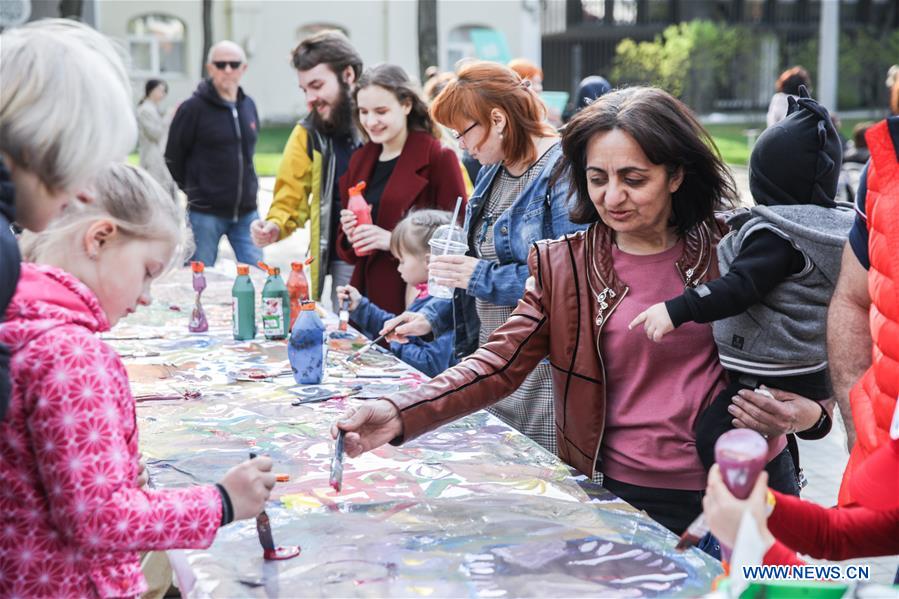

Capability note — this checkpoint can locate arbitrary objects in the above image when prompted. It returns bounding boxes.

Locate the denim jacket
[419,144,587,359]
[351,295,455,378]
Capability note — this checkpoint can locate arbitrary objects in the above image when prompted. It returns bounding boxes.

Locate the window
[127,14,186,77]
[447,25,509,67]
[579,0,638,24]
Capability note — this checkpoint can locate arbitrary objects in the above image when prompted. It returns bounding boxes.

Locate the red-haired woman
[337,64,467,317]
[381,61,587,453]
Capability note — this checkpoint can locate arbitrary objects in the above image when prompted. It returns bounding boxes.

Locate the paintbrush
[248,452,277,554]
[248,452,301,560]
[329,430,345,492]
[343,327,396,364]
[675,513,709,551]
[291,385,363,406]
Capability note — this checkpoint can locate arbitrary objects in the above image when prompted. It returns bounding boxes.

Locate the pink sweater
[600,242,727,490]
[0,264,221,598]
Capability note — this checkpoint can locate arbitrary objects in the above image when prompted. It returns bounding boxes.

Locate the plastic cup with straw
[427,196,467,299]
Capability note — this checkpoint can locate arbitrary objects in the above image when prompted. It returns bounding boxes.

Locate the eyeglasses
[451,122,478,141]
[212,61,243,70]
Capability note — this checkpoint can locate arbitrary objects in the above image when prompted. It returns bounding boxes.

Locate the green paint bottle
[258,261,289,340]
[232,263,256,340]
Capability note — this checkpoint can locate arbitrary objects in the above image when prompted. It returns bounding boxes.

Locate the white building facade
[77,0,541,123]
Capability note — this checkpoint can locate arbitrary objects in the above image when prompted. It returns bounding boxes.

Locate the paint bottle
[232,263,256,340]
[714,428,769,560]
[258,261,290,340]
[288,301,326,384]
[189,261,209,333]
[347,181,373,257]
[286,257,313,330]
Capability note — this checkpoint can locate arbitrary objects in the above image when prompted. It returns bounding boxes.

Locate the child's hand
[628,302,674,342]
[336,285,361,312]
[220,456,276,520]
[339,209,357,238]
[135,454,149,489]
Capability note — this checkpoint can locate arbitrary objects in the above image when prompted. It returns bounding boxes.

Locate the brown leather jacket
[386,220,724,478]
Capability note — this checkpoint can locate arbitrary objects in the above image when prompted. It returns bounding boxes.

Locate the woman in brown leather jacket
[332,87,831,535]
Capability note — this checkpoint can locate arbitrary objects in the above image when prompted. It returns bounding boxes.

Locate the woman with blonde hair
[380,61,587,452]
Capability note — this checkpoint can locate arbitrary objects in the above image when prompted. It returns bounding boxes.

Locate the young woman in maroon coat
[338,64,467,316]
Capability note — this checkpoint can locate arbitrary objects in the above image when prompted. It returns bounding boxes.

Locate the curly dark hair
[557,86,737,235]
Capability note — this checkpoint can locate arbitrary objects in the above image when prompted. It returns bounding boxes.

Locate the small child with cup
[337,209,456,378]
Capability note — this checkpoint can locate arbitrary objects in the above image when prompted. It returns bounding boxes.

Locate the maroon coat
[337,130,467,315]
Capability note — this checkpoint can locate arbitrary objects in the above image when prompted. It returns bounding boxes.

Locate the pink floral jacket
[0,264,221,598]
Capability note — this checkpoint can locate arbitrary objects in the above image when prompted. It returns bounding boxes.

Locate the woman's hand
[628,302,674,342]
[429,255,480,291]
[219,456,277,520]
[339,209,358,238]
[331,400,404,458]
[380,311,433,344]
[729,386,824,437]
[336,285,362,312]
[351,224,391,254]
[703,465,775,550]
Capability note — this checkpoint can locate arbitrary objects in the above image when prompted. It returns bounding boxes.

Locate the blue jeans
[188,210,262,266]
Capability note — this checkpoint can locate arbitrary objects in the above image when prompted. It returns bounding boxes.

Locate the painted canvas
[114,266,720,596]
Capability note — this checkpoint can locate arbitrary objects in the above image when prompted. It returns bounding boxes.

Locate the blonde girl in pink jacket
[0,163,275,597]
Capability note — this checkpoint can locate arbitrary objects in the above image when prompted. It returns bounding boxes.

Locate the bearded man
[251,31,363,307]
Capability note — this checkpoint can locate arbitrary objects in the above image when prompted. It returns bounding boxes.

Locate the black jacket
[0,156,20,421]
[165,80,259,218]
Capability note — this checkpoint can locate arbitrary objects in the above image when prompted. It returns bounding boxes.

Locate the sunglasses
[212,61,243,70]
[451,122,478,141]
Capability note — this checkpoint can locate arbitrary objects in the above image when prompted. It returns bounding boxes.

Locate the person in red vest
[704,400,898,573]
[827,116,899,507]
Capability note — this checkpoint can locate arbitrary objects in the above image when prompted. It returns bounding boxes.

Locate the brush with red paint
[248,452,301,560]
[329,430,345,492]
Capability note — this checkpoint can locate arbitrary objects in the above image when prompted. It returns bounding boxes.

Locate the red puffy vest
[839,118,899,505]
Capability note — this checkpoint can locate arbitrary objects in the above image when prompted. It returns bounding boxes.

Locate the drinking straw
[444,196,463,256]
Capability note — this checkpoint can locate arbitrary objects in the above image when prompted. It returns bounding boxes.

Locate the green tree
[612,20,749,112]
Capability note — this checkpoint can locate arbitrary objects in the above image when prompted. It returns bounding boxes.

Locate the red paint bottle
[286,257,313,329]
[347,181,373,257]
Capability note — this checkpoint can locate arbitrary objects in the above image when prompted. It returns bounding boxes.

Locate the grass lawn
[705,118,868,167]
[130,120,869,176]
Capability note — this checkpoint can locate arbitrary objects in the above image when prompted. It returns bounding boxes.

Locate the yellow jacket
[265,120,339,299]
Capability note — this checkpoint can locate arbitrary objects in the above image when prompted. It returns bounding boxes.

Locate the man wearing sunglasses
[166,40,261,266]
[250,30,363,309]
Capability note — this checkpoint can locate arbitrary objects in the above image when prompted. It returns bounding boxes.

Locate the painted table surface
[113,266,720,597]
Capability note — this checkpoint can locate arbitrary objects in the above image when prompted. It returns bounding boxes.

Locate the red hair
[508,58,543,82]
[430,61,554,166]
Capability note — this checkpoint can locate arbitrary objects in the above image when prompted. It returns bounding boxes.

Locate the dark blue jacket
[165,80,259,219]
[0,156,20,421]
[351,295,455,378]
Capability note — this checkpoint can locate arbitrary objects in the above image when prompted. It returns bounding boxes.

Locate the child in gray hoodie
[630,87,853,494]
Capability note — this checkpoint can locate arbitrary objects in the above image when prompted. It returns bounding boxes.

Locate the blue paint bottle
[288,301,326,384]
